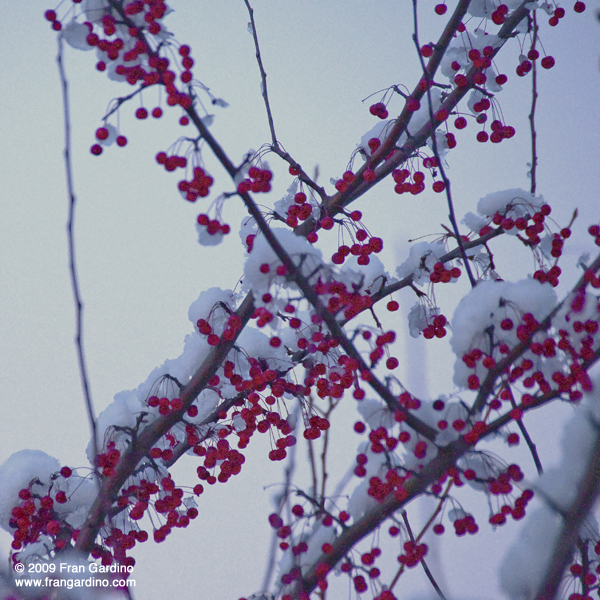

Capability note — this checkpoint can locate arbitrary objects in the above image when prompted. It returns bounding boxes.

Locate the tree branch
[244,0,278,144]
[57,36,99,474]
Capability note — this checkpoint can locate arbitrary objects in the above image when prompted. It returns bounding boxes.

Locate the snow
[242,227,323,300]
[359,120,397,157]
[450,278,557,388]
[62,21,94,51]
[0,449,61,532]
[273,181,299,219]
[235,326,290,369]
[188,287,237,333]
[196,221,225,246]
[396,240,448,286]
[476,189,544,219]
[408,303,439,338]
[500,377,600,599]
[341,254,389,295]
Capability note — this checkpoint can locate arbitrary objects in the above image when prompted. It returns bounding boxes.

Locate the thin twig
[401,511,448,600]
[261,403,301,593]
[244,0,278,144]
[57,36,99,474]
[516,415,544,475]
[529,12,539,195]
[412,0,477,288]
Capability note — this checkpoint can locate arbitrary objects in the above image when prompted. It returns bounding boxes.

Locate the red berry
[321,217,334,230]
[386,357,399,370]
[116,136,128,147]
[354,421,366,433]
[541,56,555,69]
[574,1,585,11]
[136,107,148,119]
[455,116,467,129]
[435,3,447,14]
[95,127,109,140]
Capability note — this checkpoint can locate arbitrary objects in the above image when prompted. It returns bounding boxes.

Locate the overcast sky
[1,1,599,598]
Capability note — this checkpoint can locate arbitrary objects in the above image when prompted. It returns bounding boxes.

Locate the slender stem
[57,37,99,474]
[516,416,543,475]
[411,0,477,288]
[401,511,448,600]
[244,0,278,144]
[529,12,539,195]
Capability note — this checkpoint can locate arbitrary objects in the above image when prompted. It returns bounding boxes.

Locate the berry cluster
[195,439,248,482]
[237,166,273,194]
[534,265,562,287]
[489,489,534,525]
[429,261,461,284]
[284,191,313,227]
[156,151,186,172]
[479,203,553,246]
[196,214,230,237]
[452,514,479,536]
[391,168,427,196]
[179,167,215,202]
[397,540,428,567]
[369,102,389,119]
[9,467,73,552]
[422,314,448,339]
[97,442,121,477]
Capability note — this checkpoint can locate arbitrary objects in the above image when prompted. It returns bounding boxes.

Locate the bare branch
[535,429,600,600]
[411,0,477,288]
[529,12,539,195]
[57,36,99,476]
[244,0,278,144]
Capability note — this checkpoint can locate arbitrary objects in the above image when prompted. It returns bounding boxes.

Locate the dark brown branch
[293,0,535,240]
[289,439,468,598]
[472,251,600,415]
[363,226,505,316]
[269,144,328,200]
[236,187,439,441]
[74,293,255,553]
[535,429,600,600]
